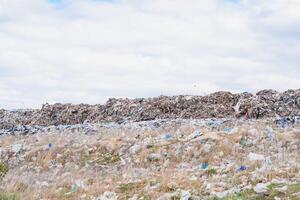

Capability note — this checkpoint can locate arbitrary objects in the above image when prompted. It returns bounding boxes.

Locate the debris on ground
[0,90,300,199]
[1,89,300,130]
[0,117,299,199]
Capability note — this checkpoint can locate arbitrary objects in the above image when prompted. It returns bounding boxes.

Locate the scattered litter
[180,190,191,200]
[188,130,202,140]
[201,162,208,170]
[71,185,78,193]
[0,90,300,199]
[253,183,270,194]
[275,185,288,193]
[223,127,232,133]
[237,165,247,172]
[163,133,173,141]
[11,144,22,154]
[248,152,265,161]
[95,191,117,200]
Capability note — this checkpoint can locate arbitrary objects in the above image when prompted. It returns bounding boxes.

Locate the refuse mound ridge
[1,89,300,129]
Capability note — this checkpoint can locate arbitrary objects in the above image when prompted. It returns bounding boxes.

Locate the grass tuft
[0,162,9,181]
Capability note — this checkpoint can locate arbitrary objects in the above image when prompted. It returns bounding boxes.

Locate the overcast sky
[0,0,300,109]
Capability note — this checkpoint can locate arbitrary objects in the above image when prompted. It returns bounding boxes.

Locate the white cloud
[0,0,299,109]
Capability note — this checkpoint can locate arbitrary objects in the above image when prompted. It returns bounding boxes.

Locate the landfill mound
[0,118,299,199]
[1,89,300,129]
[1,90,300,199]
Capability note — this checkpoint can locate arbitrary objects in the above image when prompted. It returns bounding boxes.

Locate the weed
[206,168,217,177]
[137,193,152,200]
[0,192,17,200]
[0,162,9,181]
[288,182,300,194]
[117,182,146,193]
[170,195,180,200]
[14,182,28,192]
[97,152,120,165]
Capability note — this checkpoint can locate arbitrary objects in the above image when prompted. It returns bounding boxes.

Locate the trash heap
[1,89,300,130]
[0,118,300,199]
[0,89,300,199]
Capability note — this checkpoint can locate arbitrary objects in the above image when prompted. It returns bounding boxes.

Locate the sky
[0,0,300,109]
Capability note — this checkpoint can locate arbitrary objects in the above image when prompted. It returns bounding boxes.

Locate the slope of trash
[0,118,300,200]
[1,89,300,130]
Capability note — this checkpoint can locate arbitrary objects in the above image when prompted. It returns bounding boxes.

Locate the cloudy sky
[0,0,300,109]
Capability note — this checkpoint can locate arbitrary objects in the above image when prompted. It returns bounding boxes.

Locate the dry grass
[0,121,299,199]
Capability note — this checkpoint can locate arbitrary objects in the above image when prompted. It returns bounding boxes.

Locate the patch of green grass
[0,192,17,200]
[0,162,9,180]
[118,182,146,193]
[288,182,300,194]
[206,168,218,177]
[97,152,120,165]
[87,178,94,185]
[207,189,263,200]
[267,183,286,190]
[209,182,300,200]
[14,182,28,193]
[137,193,152,200]
[170,194,180,200]
[151,145,159,153]
[78,151,90,168]
[57,184,77,199]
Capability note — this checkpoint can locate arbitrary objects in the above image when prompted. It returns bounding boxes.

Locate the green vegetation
[137,193,152,200]
[208,182,300,200]
[97,152,120,165]
[118,182,146,193]
[208,189,263,200]
[288,182,300,194]
[0,192,17,200]
[170,194,181,200]
[0,162,9,180]
[206,168,218,177]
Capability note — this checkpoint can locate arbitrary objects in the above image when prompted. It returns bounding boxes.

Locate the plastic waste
[224,128,232,133]
[71,184,77,193]
[180,190,191,200]
[163,133,173,141]
[95,191,118,200]
[11,144,22,154]
[253,183,270,194]
[248,152,265,161]
[201,162,208,170]
[188,130,202,140]
[237,165,247,172]
[266,127,275,140]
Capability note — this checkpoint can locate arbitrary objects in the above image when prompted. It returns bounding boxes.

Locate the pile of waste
[0,89,300,199]
[1,89,300,129]
[0,118,299,199]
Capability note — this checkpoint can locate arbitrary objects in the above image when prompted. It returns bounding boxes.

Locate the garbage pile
[1,89,300,129]
[0,118,299,199]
